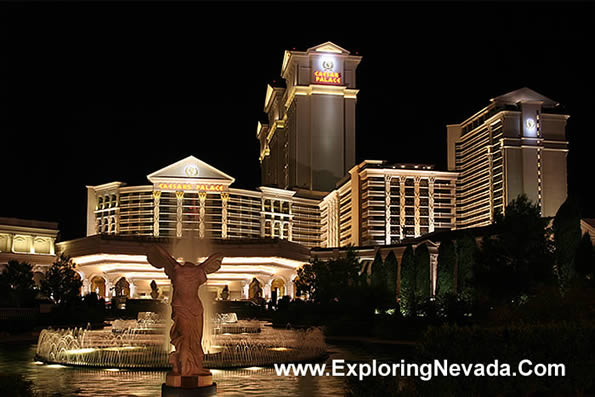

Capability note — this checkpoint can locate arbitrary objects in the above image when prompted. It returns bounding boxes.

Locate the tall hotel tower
[257,42,362,192]
[447,87,569,229]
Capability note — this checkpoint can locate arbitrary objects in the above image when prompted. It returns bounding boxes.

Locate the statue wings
[198,252,223,274]
[146,244,223,276]
[146,245,179,277]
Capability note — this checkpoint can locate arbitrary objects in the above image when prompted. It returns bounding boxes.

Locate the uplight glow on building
[2,42,570,302]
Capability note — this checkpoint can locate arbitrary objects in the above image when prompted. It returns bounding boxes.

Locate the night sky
[1,2,593,241]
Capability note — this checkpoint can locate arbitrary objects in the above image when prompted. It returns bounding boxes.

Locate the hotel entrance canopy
[57,235,309,301]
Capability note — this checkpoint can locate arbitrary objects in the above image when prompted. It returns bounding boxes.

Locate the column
[129,280,136,298]
[199,192,207,239]
[49,237,55,255]
[536,115,543,216]
[82,279,91,295]
[537,147,543,216]
[114,193,120,234]
[324,202,331,247]
[331,192,339,247]
[153,190,161,237]
[176,191,184,238]
[488,143,494,222]
[384,175,392,245]
[220,192,229,239]
[428,177,435,233]
[451,180,457,227]
[241,280,250,299]
[399,177,405,240]
[7,234,13,254]
[288,203,293,241]
[263,280,272,300]
[260,216,266,237]
[260,198,266,237]
[286,279,295,299]
[430,253,438,297]
[414,176,421,237]
[105,279,114,298]
[330,195,336,247]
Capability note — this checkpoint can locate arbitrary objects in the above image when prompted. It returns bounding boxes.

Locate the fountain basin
[35,321,326,369]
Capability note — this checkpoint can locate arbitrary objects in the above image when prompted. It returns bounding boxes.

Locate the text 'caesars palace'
[1,42,571,302]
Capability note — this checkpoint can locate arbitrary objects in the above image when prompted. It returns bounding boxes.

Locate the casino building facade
[0,218,58,287]
[447,87,569,229]
[50,42,569,301]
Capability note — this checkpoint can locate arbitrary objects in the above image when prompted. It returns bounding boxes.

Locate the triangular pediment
[307,41,350,55]
[147,156,235,185]
[491,87,559,107]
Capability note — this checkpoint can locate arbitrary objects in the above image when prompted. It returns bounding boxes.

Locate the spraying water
[35,235,327,369]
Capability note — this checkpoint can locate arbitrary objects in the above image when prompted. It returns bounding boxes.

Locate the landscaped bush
[345,322,595,396]
[411,322,595,396]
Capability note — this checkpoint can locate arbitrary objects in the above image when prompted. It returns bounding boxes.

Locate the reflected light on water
[0,343,408,396]
[103,346,141,352]
[64,348,96,355]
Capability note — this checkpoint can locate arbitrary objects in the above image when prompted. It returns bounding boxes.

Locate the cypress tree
[575,232,594,281]
[384,251,398,303]
[370,251,386,291]
[399,245,416,316]
[553,196,582,292]
[370,251,389,310]
[414,243,431,299]
[436,239,456,297]
[456,233,477,298]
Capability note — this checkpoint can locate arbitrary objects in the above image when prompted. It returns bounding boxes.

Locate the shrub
[412,322,595,396]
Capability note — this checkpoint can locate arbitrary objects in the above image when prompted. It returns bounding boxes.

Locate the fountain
[35,321,326,369]
[35,239,327,395]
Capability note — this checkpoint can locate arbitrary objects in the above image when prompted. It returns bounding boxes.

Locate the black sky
[1,2,593,241]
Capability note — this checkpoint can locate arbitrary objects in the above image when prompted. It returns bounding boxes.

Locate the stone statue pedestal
[166,372,213,388]
[162,373,216,396]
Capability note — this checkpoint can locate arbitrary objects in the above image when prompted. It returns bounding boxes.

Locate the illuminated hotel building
[320,161,457,248]
[65,154,456,299]
[0,218,58,285]
[60,156,322,299]
[85,156,321,247]
[258,42,361,192]
[447,87,569,229]
[19,43,568,301]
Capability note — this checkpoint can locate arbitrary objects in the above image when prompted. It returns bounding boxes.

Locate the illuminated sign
[184,165,199,177]
[313,57,342,85]
[524,118,537,137]
[157,183,224,192]
[313,70,342,85]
